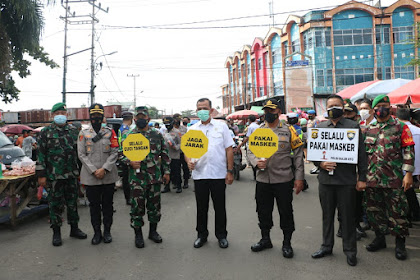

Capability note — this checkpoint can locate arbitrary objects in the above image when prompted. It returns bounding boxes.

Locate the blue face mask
[101,123,107,128]
[197,110,210,122]
[54,114,67,125]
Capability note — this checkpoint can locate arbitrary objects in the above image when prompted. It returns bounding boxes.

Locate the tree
[180,109,196,117]
[0,0,58,103]
[147,106,160,119]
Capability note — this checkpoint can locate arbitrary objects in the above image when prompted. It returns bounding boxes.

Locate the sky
[3,0,397,114]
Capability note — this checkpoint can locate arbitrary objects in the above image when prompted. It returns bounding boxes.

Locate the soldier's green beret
[372,94,390,108]
[135,106,149,116]
[51,102,67,113]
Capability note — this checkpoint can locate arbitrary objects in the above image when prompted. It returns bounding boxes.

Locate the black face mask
[288,118,298,125]
[327,107,344,120]
[136,118,148,129]
[165,124,173,131]
[174,121,180,127]
[375,107,390,119]
[308,116,314,120]
[265,112,278,123]
[302,127,307,133]
[182,122,188,126]
[90,116,103,132]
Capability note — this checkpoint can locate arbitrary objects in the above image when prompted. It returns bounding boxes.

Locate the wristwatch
[227,169,234,174]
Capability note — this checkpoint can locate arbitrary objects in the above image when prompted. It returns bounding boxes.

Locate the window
[272,48,281,64]
[393,26,414,43]
[274,81,283,96]
[336,68,374,86]
[395,66,415,79]
[283,42,288,57]
[247,66,251,76]
[248,83,252,91]
[316,69,324,87]
[327,70,333,86]
[325,30,331,46]
[333,29,373,46]
[315,31,323,47]
[258,58,262,70]
[304,32,313,50]
[376,27,390,44]
[259,86,265,96]
[264,53,268,68]
[239,66,242,79]
[315,29,331,47]
[292,39,300,53]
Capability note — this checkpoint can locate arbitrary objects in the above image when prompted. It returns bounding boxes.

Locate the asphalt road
[1,164,419,280]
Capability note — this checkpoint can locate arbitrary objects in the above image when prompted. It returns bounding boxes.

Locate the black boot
[183,181,189,189]
[251,229,273,252]
[52,226,62,247]
[282,232,294,258]
[161,184,170,193]
[149,223,163,243]
[103,225,112,243]
[395,236,407,260]
[70,224,87,239]
[366,231,386,252]
[135,228,145,248]
[336,223,342,238]
[91,226,102,245]
[176,185,182,193]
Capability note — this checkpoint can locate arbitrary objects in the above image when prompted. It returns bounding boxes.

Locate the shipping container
[3,112,19,124]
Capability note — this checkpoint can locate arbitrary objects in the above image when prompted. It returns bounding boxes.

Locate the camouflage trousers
[130,182,161,229]
[47,179,80,228]
[365,187,409,237]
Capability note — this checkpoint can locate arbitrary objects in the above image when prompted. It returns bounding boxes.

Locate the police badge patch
[347,130,356,140]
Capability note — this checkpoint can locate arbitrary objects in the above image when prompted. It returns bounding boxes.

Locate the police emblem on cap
[95,105,99,109]
[267,100,272,105]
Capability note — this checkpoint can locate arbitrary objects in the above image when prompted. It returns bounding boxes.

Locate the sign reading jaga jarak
[307,128,359,164]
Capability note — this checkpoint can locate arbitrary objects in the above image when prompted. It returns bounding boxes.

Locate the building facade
[222,0,420,114]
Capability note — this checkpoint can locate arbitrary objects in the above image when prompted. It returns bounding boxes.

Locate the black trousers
[86,183,115,228]
[255,181,295,233]
[194,179,227,239]
[406,187,420,220]
[121,164,130,201]
[170,159,181,186]
[180,152,190,184]
[319,183,357,257]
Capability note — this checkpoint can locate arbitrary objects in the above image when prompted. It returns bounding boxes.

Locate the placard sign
[307,128,359,164]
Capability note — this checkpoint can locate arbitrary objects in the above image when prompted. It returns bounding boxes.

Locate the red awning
[337,80,379,99]
[388,78,420,104]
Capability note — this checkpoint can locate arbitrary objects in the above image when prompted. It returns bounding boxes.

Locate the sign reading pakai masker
[307,128,359,164]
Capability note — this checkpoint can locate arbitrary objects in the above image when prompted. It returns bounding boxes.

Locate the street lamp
[90,51,118,104]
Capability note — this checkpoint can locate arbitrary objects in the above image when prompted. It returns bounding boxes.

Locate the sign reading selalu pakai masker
[307,128,359,164]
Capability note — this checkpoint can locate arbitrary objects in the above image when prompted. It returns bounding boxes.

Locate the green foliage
[180,109,196,117]
[147,106,160,119]
[0,0,59,103]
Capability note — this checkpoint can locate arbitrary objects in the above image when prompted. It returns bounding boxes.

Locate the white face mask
[359,109,371,121]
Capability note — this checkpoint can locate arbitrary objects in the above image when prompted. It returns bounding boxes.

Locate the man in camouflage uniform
[161,116,182,193]
[37,102,87,246]
[364,94,415,260]
[120,106,171,248]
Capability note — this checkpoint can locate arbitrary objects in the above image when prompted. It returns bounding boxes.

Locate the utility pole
[269,1,274,28]
[127,74,140,108]
[62,0,69,103]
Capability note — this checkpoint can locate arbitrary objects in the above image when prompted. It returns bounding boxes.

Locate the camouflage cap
[51,102,67,113]
[372,94,390,108]
[135,106,149,116]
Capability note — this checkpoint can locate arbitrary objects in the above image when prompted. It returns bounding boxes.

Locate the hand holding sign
[122,133,150,173]
[181,130,208,169]
[248,128,279,171]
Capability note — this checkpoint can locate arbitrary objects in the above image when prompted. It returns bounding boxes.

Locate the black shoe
[52,226,62,247]
[91,227,102,245]
[251,238,273,252]
[282,244,294,258]
[347,255,357,266]
[148,223,162,243]
[311,249,332,258]
[161,184,170,193]
[366,234,386,252]
[70,225,87,239]
[182,183,189,189]
[135,228,145,248]
[240,164,247,170]
[395,237,407,260]
[218,238,229,249]
[103,226,112,243]
[194,237,207,248]
[176,186,182,193]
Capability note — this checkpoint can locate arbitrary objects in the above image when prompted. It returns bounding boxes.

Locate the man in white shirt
[186,98,234,249]
[396,108,420,222]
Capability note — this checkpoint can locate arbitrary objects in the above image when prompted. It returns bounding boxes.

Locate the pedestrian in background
[120,106,170,248]
[78,103,119,245]
[37,102,87,246]
[118,111,134,205]
[311,95,367,267]
[22,129,36,159]
[364,96,415,261]
[179,116,191,189]
[248,99,305,258]
[186,98,234,249]
[236,114,259,180]
[162,116,182,193]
